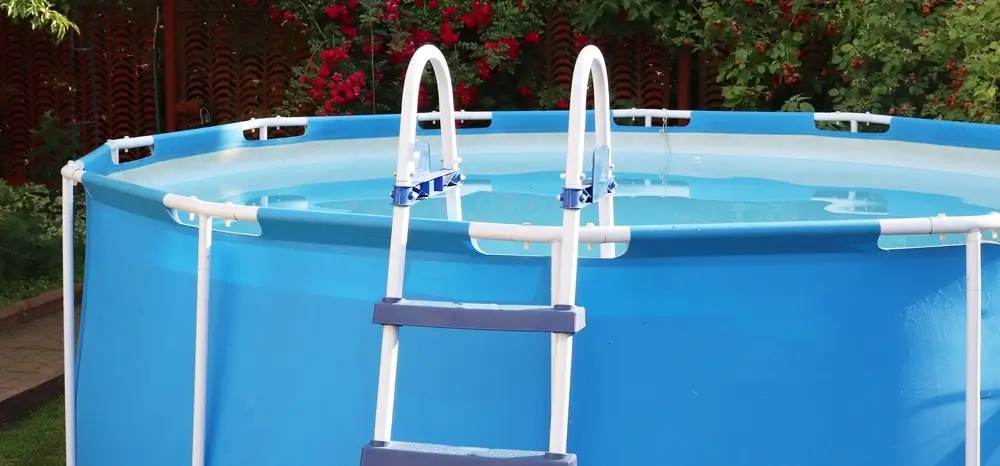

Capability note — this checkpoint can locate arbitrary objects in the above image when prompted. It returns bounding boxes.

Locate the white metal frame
[61,100,990,466]
[59,162,83,466]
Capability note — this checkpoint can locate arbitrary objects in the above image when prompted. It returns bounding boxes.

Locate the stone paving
[0,309,77,422]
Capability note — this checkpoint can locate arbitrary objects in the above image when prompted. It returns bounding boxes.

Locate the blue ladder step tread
[373,299,585,333]
[361,441,577,466]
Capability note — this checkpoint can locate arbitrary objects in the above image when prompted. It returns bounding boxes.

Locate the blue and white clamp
[361,44,615,466]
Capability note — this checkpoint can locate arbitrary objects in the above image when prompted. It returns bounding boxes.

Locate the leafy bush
[0,181,85,285]
[23,110,82,188]
[0,0,77,41]
[571,0,1000,122]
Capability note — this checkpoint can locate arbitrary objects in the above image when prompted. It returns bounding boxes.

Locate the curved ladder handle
[547,44,614,458]
[557,44,614,306]
[386,44,462,299]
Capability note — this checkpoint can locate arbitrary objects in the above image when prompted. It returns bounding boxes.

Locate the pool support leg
[62,167,78,466]
[966,230,982,466]
[192,215,213,466]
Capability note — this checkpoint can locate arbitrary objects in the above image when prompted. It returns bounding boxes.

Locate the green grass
[0,274,73,465]
[0,396,65,466]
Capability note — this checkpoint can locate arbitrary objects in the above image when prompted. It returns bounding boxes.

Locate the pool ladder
[360,44,615,466]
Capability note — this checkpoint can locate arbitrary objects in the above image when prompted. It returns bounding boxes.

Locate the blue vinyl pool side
[74,111,1000,466]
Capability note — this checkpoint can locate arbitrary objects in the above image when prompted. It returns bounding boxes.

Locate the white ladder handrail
[558,44,613,306]
[386,44,461,299]
[548,44,614,457]
[374,44,462,445]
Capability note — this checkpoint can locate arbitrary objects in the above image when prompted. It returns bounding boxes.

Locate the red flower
[556,99,569,110]
[476,58,493,79]
[428,0,439,8]
[455,82,478,108]
[324,3,348,19]
[317,65,332,78]
[346,0,359,9]
[312,77,326,91]
[524,31,541,45]
[321,47,350,65]
[340,25,358,37]
[462,0,493,28]
[517,0,526,8]
[500,36,519,60]
[440,24,460,46]
[388,37,416,64]
[461,13,477,28]
[412,28,435,47]
[519,86,532,97]
[573,32,590,52]
[348,70,367,86]
[441,5,459,19]
[379,0,400,21]
[473,0,493,22]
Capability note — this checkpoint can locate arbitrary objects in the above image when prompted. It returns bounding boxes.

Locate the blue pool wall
[75,111,1000,466]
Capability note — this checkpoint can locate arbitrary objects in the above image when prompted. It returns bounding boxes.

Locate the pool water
[144,149,997,253]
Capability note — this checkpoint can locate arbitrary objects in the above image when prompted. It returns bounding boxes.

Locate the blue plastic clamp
[559,188,588,210]
[390,170,465,207]
[391,185,420,206]
[559,145,615,210]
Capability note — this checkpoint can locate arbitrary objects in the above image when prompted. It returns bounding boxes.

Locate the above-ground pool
[61,45,1000,466]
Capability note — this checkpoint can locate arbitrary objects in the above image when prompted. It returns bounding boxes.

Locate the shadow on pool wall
[75,172,1000,466]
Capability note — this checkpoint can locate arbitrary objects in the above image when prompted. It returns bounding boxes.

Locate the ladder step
[361,441,577,466]
[373,299,585,333]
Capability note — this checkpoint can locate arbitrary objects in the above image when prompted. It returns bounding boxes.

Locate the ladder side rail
[966,229,982,466]
[375,44,461,445]
[550,44,612,456]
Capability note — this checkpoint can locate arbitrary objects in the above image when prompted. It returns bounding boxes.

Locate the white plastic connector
[224,202,234,227]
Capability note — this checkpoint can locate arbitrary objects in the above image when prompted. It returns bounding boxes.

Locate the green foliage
[0,0,77,41]
[0,181,85,285]
[566,0,1000,121]
[23,110,82,188]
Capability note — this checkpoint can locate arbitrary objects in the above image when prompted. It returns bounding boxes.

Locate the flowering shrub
[272,0,561,116]
[272,0,1000,122]
[570,0,1000,123]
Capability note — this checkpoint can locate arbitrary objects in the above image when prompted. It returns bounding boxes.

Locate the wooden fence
[0,0,722,184]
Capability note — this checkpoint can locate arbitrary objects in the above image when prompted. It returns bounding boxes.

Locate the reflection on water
[811,190,888,216]
[180,171,994,253]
